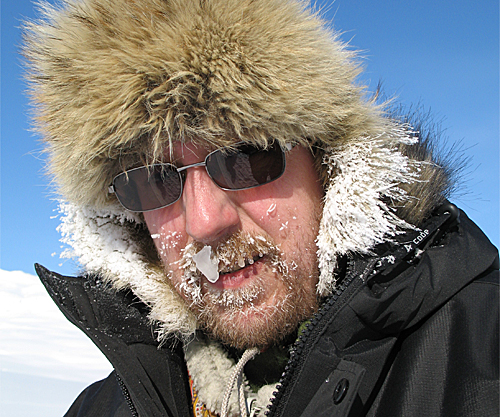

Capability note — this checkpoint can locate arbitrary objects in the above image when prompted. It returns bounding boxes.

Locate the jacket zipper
[116,373,140,417]
[265,257,372,417]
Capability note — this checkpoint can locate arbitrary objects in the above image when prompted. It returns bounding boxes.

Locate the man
[23,0,498,416]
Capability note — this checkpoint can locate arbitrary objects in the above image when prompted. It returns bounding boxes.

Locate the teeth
[219,254,263,274]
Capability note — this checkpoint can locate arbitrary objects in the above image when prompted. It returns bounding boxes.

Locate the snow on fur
[317,125,421,295]
[57,201,197,340]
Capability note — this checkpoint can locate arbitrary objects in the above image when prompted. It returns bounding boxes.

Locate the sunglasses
[109,142,289,212]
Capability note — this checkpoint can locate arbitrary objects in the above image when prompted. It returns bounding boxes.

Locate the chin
[196,289,317,350]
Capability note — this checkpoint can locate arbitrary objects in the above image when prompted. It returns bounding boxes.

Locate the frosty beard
[176,231,320,350]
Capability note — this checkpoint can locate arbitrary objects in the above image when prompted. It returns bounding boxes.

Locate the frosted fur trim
[317,126,421,296]
[57,202,197,340]
[184,337,275,416]
[58,201,142,287]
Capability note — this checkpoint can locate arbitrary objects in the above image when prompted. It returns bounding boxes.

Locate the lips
[209,256,265,289]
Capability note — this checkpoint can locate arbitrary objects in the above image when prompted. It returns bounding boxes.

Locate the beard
[174,231,320,350]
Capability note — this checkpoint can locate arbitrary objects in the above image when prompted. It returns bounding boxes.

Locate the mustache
[180,231,281,277]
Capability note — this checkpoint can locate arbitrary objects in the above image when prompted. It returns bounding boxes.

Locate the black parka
[36,208,499,417]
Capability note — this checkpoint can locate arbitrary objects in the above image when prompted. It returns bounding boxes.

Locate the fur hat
[23,0,387,210]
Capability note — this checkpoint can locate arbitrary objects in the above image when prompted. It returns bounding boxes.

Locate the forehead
[166,141,211,164]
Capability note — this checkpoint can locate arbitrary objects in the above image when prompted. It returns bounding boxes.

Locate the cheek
[143,209,188,261]
[235,151,323,265]
[237,181,321,248]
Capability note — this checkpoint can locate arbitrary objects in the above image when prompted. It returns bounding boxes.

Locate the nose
[182,167,240,244]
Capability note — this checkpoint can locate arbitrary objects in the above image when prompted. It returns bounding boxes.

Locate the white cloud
[0,269,112,383]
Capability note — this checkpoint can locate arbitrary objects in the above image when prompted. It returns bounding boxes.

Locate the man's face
[144,142,324,349]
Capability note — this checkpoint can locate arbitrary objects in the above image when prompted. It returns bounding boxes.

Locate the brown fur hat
[23,0,384,208]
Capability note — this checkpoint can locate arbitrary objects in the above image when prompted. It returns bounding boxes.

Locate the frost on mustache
[177,232,283,305]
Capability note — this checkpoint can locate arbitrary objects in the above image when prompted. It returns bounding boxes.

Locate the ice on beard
[193,245,219,283]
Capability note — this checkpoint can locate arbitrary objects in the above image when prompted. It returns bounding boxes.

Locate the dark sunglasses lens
[206,142,285,190]
[113,165,182,212]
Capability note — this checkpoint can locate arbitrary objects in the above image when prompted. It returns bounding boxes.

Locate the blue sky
[1,0,499,277]
[0,1,498,415]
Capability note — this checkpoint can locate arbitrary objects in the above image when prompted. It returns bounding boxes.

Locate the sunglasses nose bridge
[176,161,207,174]
[176,161,212,194]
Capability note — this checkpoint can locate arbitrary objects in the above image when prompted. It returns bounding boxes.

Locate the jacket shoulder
[371,266,499,417]
[34,263,155,344]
